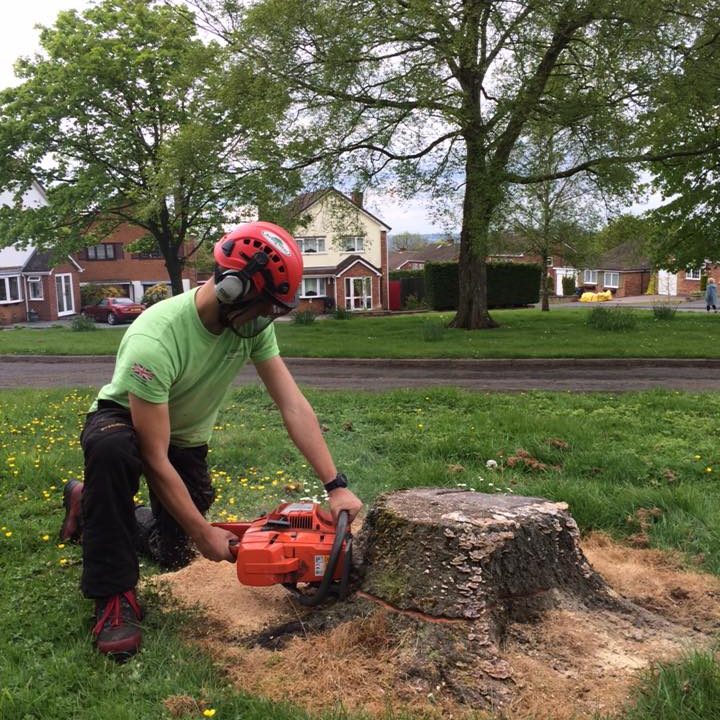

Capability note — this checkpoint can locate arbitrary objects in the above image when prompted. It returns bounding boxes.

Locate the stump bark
[354,488,624,637]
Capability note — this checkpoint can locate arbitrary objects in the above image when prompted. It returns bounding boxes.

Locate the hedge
[424,261,542,310]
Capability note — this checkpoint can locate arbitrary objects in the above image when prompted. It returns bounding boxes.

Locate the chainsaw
[212,502,353,606]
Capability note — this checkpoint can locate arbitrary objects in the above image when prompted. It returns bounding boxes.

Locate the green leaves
[0,0,300,292]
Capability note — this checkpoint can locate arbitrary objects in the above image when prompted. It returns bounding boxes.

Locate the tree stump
[355,488,623,633]
[351,487,637,705]
[231,488,709,714]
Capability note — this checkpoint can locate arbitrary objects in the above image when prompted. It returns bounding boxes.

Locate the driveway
[2,356,720,392]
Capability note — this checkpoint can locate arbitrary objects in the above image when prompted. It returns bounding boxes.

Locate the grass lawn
[2,386,720,719]
[1,307,720,358]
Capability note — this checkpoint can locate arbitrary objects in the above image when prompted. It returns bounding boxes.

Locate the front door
[55,273,75,316]
[657,271,678,296]
[345,276,372,310]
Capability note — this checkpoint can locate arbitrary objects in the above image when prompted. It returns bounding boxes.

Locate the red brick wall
[336,264,381,311]
[380,230,388,310]
[75,223,196,286]
[0,259,82,325]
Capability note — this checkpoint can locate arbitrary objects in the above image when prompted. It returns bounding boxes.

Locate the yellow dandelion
[706,467,713,473]
[41,534,50,541]
[4,531,12,538]
[203,709,216,718]
[57,543,66,549]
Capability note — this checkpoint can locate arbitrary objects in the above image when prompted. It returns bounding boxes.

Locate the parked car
[81,297,145,325]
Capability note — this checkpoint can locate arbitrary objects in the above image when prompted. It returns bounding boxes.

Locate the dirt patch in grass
[156,532,720,720]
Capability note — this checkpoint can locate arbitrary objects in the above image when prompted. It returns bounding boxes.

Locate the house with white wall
[0,181,83,325]
[288,188,391,313]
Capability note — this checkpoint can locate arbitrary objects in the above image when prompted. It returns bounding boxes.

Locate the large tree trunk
[451,134,499,330]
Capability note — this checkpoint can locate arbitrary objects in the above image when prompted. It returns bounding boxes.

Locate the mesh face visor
[220,290,297,339]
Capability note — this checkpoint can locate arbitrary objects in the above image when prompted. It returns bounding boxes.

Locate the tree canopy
[641,15,720,271]
[199,0,720,327]
[0,0,298,293]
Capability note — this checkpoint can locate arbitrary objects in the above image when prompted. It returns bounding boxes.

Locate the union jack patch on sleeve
[131,362,155,382]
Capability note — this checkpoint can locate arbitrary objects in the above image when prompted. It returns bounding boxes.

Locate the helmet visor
[219,291,295,339]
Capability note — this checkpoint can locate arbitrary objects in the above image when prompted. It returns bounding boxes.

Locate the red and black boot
[92,589,144,660]
[59,479,83,544]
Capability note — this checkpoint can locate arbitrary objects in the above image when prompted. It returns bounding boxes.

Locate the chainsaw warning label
[314,555,328,577]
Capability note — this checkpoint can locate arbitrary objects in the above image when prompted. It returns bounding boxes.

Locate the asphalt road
[2,356,720,392]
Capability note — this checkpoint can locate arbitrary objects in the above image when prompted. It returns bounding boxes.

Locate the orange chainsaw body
[213,502,348,587]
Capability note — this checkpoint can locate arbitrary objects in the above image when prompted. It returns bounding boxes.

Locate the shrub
[80,283,122,306]
[421,318,446,342]
[651,300,679,320]
[562,275,576,296]
[333,307,351,320]
[71,315,97,332]
[404,293,427,310]
[701,275,708,292]
[292,310,317,325]
[141,283,170,307]
[586,306,637,331]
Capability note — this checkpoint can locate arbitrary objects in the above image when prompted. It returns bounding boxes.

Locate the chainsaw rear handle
[286,509,352,607]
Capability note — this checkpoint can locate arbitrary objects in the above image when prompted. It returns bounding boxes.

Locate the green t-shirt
[92,288,279,447]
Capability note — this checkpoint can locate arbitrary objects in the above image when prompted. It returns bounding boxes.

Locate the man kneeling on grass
[59,221,362,660]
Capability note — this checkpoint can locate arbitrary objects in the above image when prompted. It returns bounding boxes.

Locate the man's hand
[327,487,363,524]
[193,524,238,563]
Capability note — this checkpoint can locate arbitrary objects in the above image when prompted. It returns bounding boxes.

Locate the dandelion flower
[203,710,216,718]
[486,459,498,469]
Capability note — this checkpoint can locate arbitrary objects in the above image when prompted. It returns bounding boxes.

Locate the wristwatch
[324,472,348,493]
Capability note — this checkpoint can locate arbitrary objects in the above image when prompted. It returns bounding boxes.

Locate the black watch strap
[324,472,348,493]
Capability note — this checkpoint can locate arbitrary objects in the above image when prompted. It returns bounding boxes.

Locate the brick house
[0,181,84,325]
[578,242,652,298]
[74,223,197,303]
[287,188,391,313]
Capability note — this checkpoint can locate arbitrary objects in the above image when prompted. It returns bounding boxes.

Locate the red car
[81,297,145,325]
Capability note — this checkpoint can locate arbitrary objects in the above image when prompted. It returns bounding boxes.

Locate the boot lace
[92,590,142,636]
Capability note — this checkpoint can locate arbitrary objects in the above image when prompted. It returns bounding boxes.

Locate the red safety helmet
[213,221,303,309]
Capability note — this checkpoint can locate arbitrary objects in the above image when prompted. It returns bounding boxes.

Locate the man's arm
[254,355,363,522]
[128,393,236,562]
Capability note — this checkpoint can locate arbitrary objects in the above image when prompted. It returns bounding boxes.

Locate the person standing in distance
[705,277,717,313]
[59,221,363,659]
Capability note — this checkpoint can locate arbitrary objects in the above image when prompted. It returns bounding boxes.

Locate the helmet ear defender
[215,251,269,304]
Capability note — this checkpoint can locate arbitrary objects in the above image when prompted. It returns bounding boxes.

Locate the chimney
[351,189,364,208]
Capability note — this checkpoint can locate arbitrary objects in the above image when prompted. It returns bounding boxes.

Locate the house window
[27,276,43,300]
[345,276,372,310]
[86,243,117,260]
[296,236,326,254]
[0,275,22,303]
[603,271,619,288]
[301,278,326,297]
[342,236,364,253]
[583,269,598,284]
[686,268,701,280]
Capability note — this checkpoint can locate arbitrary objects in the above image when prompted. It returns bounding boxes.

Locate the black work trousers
[79,401,215,599]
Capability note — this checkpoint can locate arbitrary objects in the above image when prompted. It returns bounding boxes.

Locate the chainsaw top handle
[287,509,352,607]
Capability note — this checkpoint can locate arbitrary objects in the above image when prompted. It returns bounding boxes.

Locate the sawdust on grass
[154,533,720,720]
